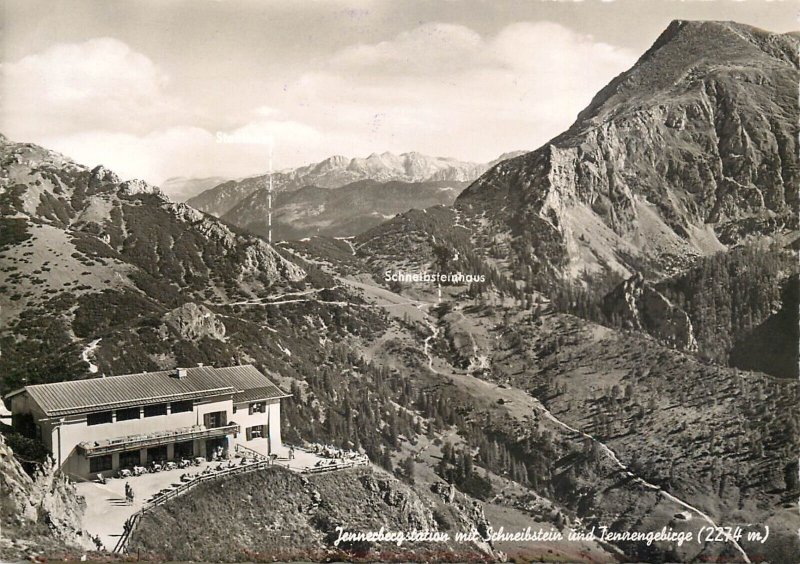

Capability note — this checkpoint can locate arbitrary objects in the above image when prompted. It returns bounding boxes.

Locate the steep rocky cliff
[0,434,89,559]
[458,21,798,280]
[603,272,698,350]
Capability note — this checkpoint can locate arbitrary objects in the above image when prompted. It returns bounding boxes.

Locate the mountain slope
[129,465,494,561]
[159,176,230,202]
[187,150,526,218]
[457,20,798,280]
[222,179,470,240]
[0,136,348,392]
[0,138,304,325]
[729,273,799,378]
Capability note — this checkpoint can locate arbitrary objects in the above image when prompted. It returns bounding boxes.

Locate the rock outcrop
[358,473,435,531]
[0,434,89,558]
[603,272,698,351]
[164,303,227,342]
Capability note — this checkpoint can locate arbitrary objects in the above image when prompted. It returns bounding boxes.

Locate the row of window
[89,440,223,474]
[86,400,194,426]
[89,442,197,472]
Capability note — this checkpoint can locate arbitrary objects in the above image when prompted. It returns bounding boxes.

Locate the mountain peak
[458,20,797,280]
[573,18,798,128]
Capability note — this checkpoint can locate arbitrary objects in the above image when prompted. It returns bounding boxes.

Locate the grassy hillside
[484,309,800,560]
[128,466,490,562]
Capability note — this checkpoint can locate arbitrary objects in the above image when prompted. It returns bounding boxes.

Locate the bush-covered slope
[128,466,490,562]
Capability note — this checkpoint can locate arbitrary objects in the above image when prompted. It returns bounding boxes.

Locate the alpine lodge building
[4,365,290,479]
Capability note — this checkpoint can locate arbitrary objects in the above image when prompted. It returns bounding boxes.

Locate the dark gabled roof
[215,365,291,403]
[232,386,288,404]
[7,365,288,417]
[10,366,233,417]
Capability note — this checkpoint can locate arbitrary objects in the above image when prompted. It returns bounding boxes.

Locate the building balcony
[77,423,240,456]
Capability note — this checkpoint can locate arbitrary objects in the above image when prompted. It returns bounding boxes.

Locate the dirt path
[409,299,751,563]
[537,408,751,563]
[208,273,751,562]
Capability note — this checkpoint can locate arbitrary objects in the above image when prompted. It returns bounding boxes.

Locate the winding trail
[334,236,358,256]
[209,269,751,562]
[537,408,751,562]
[81,338,102,374]
[223,286,341,307]
[413,300,751,563]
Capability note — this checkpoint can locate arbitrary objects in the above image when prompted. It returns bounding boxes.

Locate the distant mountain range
[185,150,526,219]
[224,179,470,240]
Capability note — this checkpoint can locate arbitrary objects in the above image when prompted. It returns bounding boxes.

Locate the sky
[1,0,796,191]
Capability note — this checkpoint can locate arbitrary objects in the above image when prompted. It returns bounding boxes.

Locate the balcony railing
[77,423,240,456]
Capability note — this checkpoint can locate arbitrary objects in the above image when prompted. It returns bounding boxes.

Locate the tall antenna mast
[267,145,273,243]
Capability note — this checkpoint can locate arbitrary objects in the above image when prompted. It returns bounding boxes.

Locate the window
[249,402,266,415]
[120,450,140,468]
[87,411,113,426]
[174,441,194,459]
[246,425,266,441]
[203,411,226,429]
[170,400,193,413]
[146,446,168,464]
[143,404,167,417]
[89,455,113,473]
[116,407,140,421]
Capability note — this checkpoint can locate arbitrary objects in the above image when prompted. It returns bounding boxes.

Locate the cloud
[1,38,176,136]
[329,23,487,75]
[289,21,636,161]
[1,23,637,183]
[0,38,323,188]
[40,118,324,188]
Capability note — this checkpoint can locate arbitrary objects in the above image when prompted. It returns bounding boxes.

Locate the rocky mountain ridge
[187,150,526,218]
[457,20,798,281]
[0,135,323,392]
[0,137,305,326]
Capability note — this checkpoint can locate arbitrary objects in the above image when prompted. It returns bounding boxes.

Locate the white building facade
[5,365,290,479]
